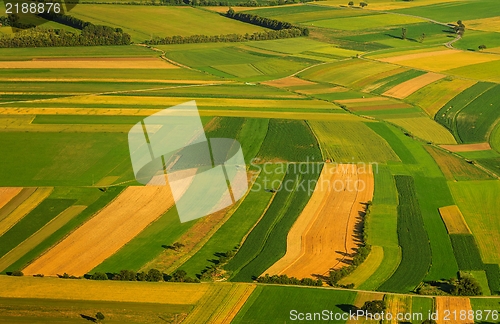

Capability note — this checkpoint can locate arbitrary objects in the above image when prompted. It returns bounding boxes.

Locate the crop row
[378,175,431,293]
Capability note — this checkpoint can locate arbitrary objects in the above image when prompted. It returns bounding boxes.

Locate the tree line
[145,28,304,45]
[256,274,323,286]
[225,9,309,36]
[0,14,131,47]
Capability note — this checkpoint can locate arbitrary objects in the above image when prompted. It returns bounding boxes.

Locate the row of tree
[226,9,309,36]
[90,268,199,283]
[145,28,304,45]
[0,26,131,47]
[256,274,323,286]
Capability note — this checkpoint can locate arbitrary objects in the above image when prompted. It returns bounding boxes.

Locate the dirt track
[23,186,175,276]
[265,164,374,278]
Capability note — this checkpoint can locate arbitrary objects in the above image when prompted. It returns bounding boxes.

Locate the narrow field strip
[436,296,473,324]
[439,205,471,235]
[0,206,87,272]
[0,187,53,237]
[0,275,208,304]
[338,245,384,288]
[267,164,374,278]
[183,283,256,324]
[0,108,362,121]
[23,186,175,276]
[0,187,22,211]
[440,143,491,152]
[262,76,316,88]
[0,59,177,69]
[383,72,445,99]
[0,188,37,222]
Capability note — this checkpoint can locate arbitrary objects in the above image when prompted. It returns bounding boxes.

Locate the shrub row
[89,268,199,283]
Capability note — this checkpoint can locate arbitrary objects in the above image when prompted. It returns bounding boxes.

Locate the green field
[257,119,322,162]
[0,132,134,187]
[449,234,484,271]
[69,6,265,42]
[378,176,431,293]
[310,121,400,162]
[233,285,357,323]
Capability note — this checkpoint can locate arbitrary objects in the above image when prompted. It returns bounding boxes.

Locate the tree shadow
[336,304,358,313]
[80,314,96,322]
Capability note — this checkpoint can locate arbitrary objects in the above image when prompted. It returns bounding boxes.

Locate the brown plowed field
[23,186,175,276]
[265,164,374,278]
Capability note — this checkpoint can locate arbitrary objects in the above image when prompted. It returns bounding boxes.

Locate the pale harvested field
[183,283,256,324]
[384,294,412,324]
[266,164,374,278]
[262,76,316,88]
[440,143,491,152]
[0,275,209,304]
[0,187,53,237]
[296,86,348,95]
[439,205,472,235]
[0,206,87,272]
[336,97,389,104]
[0,187,22,211]
[383,72,446,99]
[23,186,175,276]
[0,188,36,222]
[390,51,500,72]
[465,17,500,32]
[436,296,473,324]
[0,78,225,84]
[380,49,452,63]
[0,58,177,69]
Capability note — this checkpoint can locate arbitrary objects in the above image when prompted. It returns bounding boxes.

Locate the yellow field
[0,187,53,236]
[23,186,175,276]
[385,50,500,72]
[439,205,472,235]
[183,283,256,324]
[369,47,445,60]
[0,187,22,211]
[266,164,374,278]
[379,49,452,63]
[338,246,384,288]
[436,296,473,324]
[0,275,210,304]
[0,116,133,133]
[0,58,177,69]
[465,16,500,32]
[407,78,476,117]
[0,206,87,272]
[383,294,412,324]
[383,72,445,99]
[387,117,457,144]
